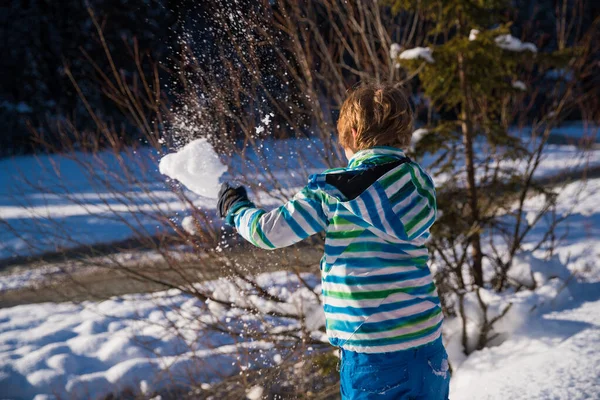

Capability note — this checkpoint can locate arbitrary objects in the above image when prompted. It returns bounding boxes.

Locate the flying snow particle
[261,113,274,126]
[399,47,435,64]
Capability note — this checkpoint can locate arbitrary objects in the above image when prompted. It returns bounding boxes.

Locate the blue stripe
[350,199,363,219]
[361,189,384,230]
[293,199,325,234]
[324,244,345,257]
[279,206,309,239]
[375,183,409,239]
[327,307,441,333]
[394,193,424,219]
[388,180,416,205]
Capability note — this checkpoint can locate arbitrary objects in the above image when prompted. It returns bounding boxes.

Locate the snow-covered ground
[452,299,600,399]
[0,271,323,399]
[0,176,598,399]
[449,177,600,398]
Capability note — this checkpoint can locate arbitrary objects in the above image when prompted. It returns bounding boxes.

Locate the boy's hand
[217,183,250,218]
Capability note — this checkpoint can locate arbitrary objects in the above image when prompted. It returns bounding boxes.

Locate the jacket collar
[347,146,407,169]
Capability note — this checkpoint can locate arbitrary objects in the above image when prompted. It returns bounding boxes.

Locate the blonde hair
[337,83,413,152]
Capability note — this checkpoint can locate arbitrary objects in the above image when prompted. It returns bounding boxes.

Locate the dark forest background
[1,0,598,157]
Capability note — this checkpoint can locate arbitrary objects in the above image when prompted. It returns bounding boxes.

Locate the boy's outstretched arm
[217,183,328,249]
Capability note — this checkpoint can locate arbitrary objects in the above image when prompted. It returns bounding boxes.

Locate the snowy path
[452,299,600,399]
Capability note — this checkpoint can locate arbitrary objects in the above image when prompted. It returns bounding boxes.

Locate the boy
[217,83,449,399]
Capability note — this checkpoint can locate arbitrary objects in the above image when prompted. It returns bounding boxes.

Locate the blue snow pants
[339,338,450,399]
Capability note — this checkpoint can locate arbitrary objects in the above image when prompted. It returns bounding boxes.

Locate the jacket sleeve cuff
[225,200,256,226]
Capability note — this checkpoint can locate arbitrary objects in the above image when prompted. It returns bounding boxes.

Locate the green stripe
[323,282,436,300]
[407,165,436,207]
[344,320,442,347]
[404,204,432,233]
[331,215,354,226]
[327,229,366,239]
[250,210,275,249]
[388,180,416,204]
[380,167,410,189]
[369,307,441,333]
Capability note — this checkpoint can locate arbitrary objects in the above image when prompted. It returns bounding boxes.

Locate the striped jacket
[227,147,442,353]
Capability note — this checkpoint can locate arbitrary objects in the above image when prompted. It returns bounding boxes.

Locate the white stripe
[340,326,443,353]
[350,196,371,225]
[322,275,433,293]
[399,198,428,226]
[325,300,438,323]
[325,265,421,277]
[413,165,436,193]
[383,169,413,197]
[324,296,398,309]
[391,187,422,215]
[324,236,364,248]
[256,208,303,246]
[283,201,319,235]
[294,193,328,227]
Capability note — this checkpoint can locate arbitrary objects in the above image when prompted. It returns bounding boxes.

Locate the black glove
[217,183,250,218]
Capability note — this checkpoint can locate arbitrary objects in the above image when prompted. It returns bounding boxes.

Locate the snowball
[390,43,402,60]
[512,80,527,91]
[469,29,480,41]
[399,47,435,63]
[411,128,429,147]
[495,34,537,53]
[159,138,227,199]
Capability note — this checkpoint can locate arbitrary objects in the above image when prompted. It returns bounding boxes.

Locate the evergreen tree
[386,0,592,353]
